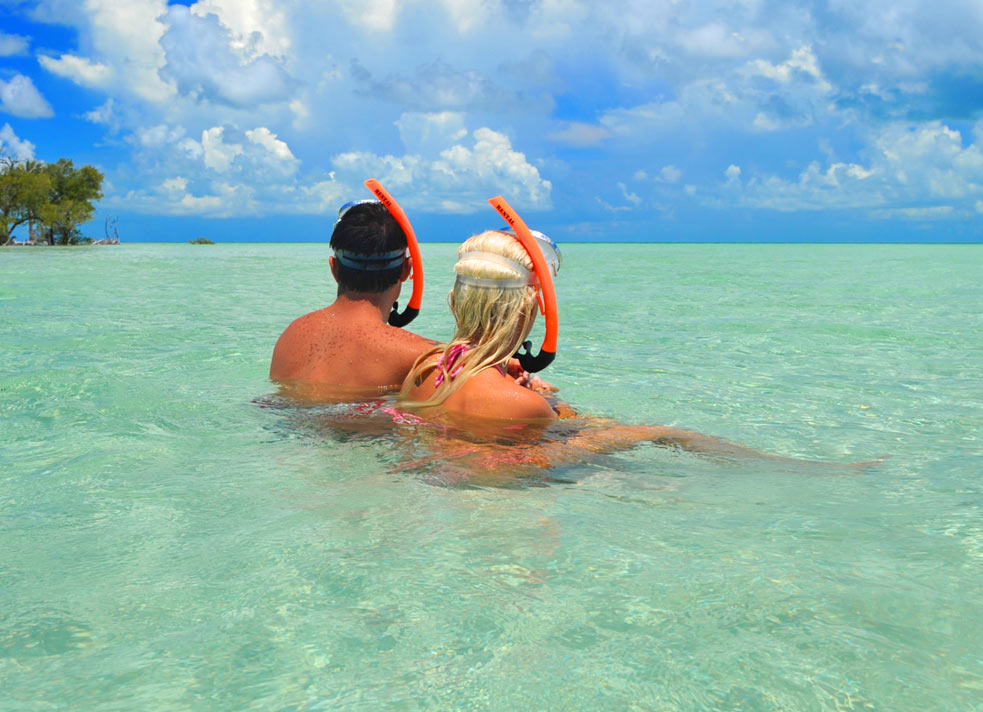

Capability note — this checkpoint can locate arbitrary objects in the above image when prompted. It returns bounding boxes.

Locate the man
[270,201,432,398]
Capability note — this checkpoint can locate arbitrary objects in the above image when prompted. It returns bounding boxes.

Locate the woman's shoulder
[452,368,557,422]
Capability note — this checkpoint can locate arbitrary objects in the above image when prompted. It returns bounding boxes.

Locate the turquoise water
[1,243,981,710]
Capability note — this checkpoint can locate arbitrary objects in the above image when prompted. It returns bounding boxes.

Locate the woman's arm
[563,424,776,459]
[400,419,881,484]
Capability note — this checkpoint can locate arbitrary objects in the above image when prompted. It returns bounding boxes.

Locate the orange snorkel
[364,178,424,327]
[488,196,559,373]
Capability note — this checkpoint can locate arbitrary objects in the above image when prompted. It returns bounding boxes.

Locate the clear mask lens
[335,199,378,225]
[501,228,562,278]
[531,230,562,277]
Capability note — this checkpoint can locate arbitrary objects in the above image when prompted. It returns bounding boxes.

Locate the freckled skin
[409,361,558,423]
[270,258,434,399]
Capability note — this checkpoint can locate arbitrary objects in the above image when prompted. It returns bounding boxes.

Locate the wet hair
[401,230,538,408]
[329,202,407,293]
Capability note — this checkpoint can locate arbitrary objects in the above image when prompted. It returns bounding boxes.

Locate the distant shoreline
[2,243,120,247]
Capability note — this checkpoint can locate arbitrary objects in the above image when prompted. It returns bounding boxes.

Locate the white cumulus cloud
[596,44,838,140]
[333,122,552,212]
[745,46,830,89]
[39,54,114,88]
[82,98,118,131]
[723,120,983,216]
[351,59,516,112]
[110,121,341,216]
[548,122,612,147]
[159,5,294,107]
[658,165,682,183]
[0,31,29,56]
[395,112,468,155]
[33,0,173,103]
[201,127,244,172]
[677,22,774,58]
[337,0,398,32]
[869,205,955,220]
[0,74,54,118]
[190,0,291,58]
[161,176,188,195]
[132,123,189,149]
[246,127,294,161]
[435,128,552,208]
[246,127,300,177]
[618,181,642,206]
[0,123,36,160]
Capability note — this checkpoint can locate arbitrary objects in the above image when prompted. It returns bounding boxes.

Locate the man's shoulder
[278,307,431,346]
[382,324,435,347]
[278,307,328,335]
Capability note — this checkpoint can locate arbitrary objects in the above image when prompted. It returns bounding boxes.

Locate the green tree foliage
[0,160,51,244]
[1,156,104,245]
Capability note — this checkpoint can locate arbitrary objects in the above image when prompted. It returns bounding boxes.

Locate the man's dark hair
[329,202,407,293]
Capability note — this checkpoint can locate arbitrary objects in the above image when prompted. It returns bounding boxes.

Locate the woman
[401,228,558,423]
[397,221,879,481]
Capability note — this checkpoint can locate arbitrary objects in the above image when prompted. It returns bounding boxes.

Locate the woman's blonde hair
[400,230,538,408]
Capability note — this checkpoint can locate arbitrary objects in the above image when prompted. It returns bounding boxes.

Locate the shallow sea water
[1,243,981,711]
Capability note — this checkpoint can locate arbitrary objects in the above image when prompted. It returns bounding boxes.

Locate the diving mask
[486,196,560,373]
[332,180,424,327]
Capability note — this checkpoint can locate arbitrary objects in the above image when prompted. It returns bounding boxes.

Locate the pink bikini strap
[434,344,509,387]
[434,343,469,387]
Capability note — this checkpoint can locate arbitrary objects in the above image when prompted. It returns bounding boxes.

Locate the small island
[1,157,104,245]
[188,237,215,244]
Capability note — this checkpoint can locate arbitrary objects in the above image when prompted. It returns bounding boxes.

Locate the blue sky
[1,0,982,242]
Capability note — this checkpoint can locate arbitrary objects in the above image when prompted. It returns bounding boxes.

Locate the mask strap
[333,248,406,271]
[455,275,533,289]
[456,251,535,288]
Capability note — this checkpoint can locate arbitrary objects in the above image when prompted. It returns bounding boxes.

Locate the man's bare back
[270,294,433,398]
[270,199,436,400]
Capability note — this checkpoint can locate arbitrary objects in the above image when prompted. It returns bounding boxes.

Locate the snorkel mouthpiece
[487,196,559,373]
[515,339,555,373]
[387,301,418,327]
[361,179,424,327]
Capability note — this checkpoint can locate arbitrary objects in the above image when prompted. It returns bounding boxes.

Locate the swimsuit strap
[434,344,469,387]
[433,344,507,387]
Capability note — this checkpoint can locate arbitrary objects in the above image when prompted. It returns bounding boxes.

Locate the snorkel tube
[364,178,424,327]
[487,196,558,373]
